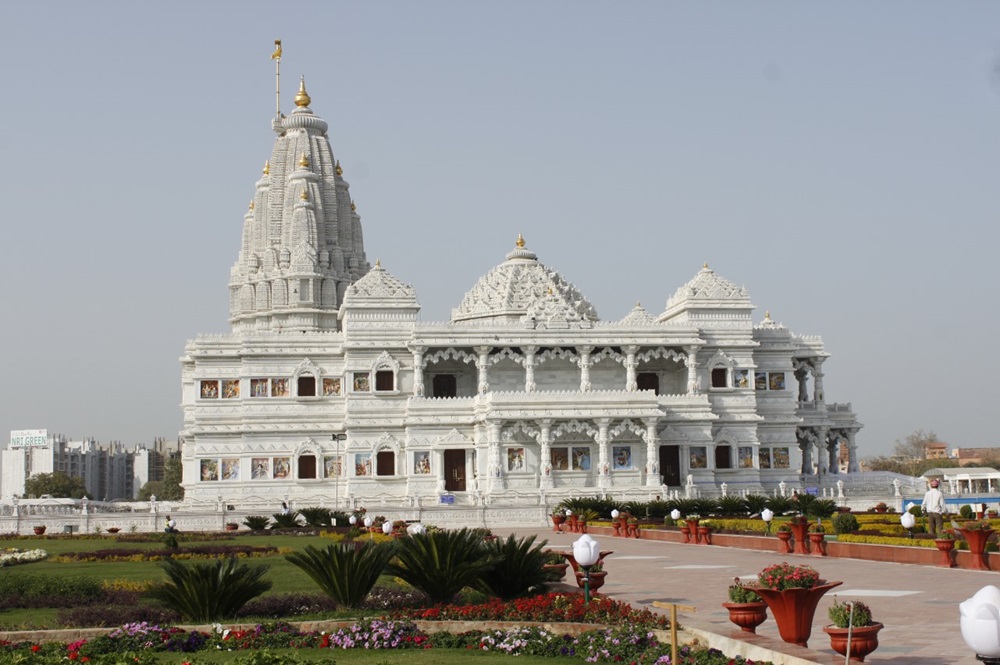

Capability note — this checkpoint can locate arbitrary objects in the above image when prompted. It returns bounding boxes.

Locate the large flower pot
[823,622,883,662]
[567,515,580,533]
[960,528,994,571]
[776,530,793,553]
[575,570,607,592]
[808,532,827,556]
[611,520,622,537]
[630,523,641,538]
[543,562,569,581]
[32,526,46,536]
[551,515,565,533]
[789,522,811,555]
[680,525,692,543]
[722,601,769,634]
[686,519,701,543]
[697,526,712,545]
[934,538,956,568]
[754,581,842,647]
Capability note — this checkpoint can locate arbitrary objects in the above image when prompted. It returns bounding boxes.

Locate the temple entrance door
[444,450,466,492]
[659,445,680,486]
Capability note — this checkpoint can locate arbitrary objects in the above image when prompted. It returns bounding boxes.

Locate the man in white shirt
[921,479,946,537]
[164,515,178,533]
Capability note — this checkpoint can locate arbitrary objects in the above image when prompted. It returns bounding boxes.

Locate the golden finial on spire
[350,201,357,211]
[249,200,255,210]
[335,160,343,176]
[636,301,641,307]
[547,287,554,295]
[765,311,771,320]
[263,160,270,175]
[375,259,381,268]
[703,261,709,269]
[298,153,310,168]
[300,189,309,201]
[294,75,311,107]
[516,233,525,248]
[271,40,282,118]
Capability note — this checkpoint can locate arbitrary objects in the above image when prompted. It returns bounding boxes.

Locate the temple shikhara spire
[181,53,862,517]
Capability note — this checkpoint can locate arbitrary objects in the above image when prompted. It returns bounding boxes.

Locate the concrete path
[510,527,988,664]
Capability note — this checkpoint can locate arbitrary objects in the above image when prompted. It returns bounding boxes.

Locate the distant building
[954,448,1000,466]
[1,433,179,500]
[924,441,949,459]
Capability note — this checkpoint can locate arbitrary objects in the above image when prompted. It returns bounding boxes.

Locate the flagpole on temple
[271,39,282,118]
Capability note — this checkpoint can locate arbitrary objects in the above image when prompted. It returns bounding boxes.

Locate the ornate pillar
[644,419,660,487]
[816,427,829,474]
[795,364,810,402]
[812,359,825,403]
[475,346,490,394]
[799,431,814,475]
[624,345,638,392]
[597,419,611,490]
[411,346,425,397]
[684,345,700,395]
[827,432,841,475]
[524,346,537,393]
[578,345,593,392]
[488,421,504,493]
[539,420,553,490]
[846,430,860,473]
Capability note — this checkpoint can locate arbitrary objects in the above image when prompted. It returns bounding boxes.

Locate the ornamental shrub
[757,562,821,591]
[243,515,271,531]
[828,598,874,628]
[831,512,860,534]
[148,557,272,622]
[386,528,499,604]
[285,541,395,608]
[727,578,761,603]
[271,511,303,529]
[478,533,552,600]
[298,506,335,528]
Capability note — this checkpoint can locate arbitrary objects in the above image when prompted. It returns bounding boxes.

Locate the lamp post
[961,585,1000,664]
[762,508,774,534]
[364,515,374,540]
[573,534,600,603]
[331,433,344,512]
[901,510,916,539]
[382,521,393,536]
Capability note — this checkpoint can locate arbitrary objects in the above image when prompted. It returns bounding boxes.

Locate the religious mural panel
[222,381,240,399]
[754,372,767,391]
[251,457,270,479]
[613,446,631,470]
[759,449,772,469]
[572,447,591,471]
[769,372,785,391]
[200,459,219,481]
[324,455,342,478]
[738,447,753,468]
[507,447,525,472]
[353,373,370,392]
[271,379,288,397]
[200,380,219,399]
[250,379,269,397]
[690,447,707,469]
[734,370,750,388]
[273,457,290,479]
[323,378,342,396]
[222,458,240,480]
[413,451,430,474]
[551,447,569,471]
[355,453,372,476]
[772,447,790,468]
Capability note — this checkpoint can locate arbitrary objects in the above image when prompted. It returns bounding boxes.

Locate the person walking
[921,479,946,537]
[164,515,178,533]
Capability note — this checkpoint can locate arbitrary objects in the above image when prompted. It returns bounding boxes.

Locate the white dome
[452,236,598,326]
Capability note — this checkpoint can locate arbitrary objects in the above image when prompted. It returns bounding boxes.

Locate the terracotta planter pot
[629,523,641,538]
[575,570,607,592]
[568,515,579,533]
[542,562,569,581]
[697,526,712,545]
[551,515,565,533]
[686,519,701,543]
[934,538,956,567]
[32,526,46,535]
[823,622,883,662]
[776,530,793,553]
[789,522,810,555]
[753,581,842,647]
[960,528,994,571]
[611,521,622,537]
[225,524,239,531]
[680,525,692,543]
[722,601,769,633]
[808,532,827,556]
[106,527,120,534]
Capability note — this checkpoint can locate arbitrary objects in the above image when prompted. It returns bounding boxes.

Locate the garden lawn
[144,649,562,663]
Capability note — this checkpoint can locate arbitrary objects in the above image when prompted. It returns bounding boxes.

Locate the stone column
[475,346,490,394]
[645,419,660,487]
[846,430,860,473]
[799,435,814,475]
[624,346,638,391]
[488,421,504,493]
[795,366,810,402]
[578,345,593,392]
[684,345,699,395]
[813,359,825,403]
[597,419,611,490]
[539,420,553,490]
[827,433,840,474]
[816,427,829,474]
[524,346,537,393]
[411,346,425,396]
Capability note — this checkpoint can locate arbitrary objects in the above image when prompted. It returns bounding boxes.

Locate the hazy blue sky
[2,2,997,458]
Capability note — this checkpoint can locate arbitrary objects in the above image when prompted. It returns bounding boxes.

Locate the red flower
[31,645,40,652]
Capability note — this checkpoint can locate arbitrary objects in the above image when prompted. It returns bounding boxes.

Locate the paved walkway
[510,526,988,664]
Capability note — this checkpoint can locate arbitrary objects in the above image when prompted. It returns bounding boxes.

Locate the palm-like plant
[298,507,334,528]
[744,494,769,515]
[271,511,303,529]
[148,557,272,622]
[243,515,270,531]
[286,541,395,608]
[764,496,796,515]
[386,528,499,604]
[478,534,551,600]
[716,496,748,516]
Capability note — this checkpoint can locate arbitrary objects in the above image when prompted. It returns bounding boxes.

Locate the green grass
[147,649,563,663]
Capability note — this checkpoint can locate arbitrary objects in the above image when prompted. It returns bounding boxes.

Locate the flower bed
[52,544,288,563]
[0,548,47,567]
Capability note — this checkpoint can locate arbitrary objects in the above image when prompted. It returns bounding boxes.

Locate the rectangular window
[754,372,767,390]
[250,379,269,397]
[689,447,707,469]
[222,380,240,399]
[738,446,754,468]
[322,378,341,396]
[200,380,219,399]
[773,447,790,468]
[298,375,316,397]
[432,374,457,397]
[759,449,772,469]
[353,373,370,392]
[711,368,728,388]
[375,370,394,391]
[376,451,395,476]
[298,455,317,479]
[715,445,732,469]
[272,379,288,397]
[768,372,786,390]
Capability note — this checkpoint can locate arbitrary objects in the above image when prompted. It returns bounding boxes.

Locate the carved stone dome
[452,236,598,326]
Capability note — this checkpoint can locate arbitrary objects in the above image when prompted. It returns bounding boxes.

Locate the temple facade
[180,80,861,509]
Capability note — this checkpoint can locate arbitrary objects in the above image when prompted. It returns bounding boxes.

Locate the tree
[137,453,184,501]
[23,472,88,499]
[893,429,940,460]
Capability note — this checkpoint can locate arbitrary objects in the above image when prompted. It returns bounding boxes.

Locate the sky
[1,2,998,458]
